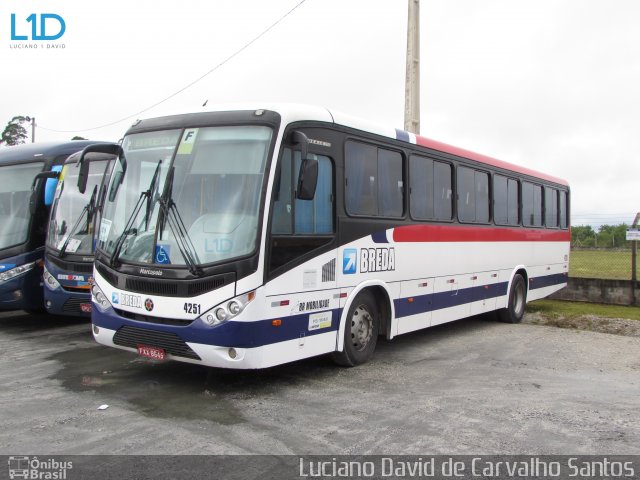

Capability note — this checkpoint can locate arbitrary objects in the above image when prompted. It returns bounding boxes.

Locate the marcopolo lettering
[360,248,395,273]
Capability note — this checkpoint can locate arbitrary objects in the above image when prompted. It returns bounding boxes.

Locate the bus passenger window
[559,190,568,229]
[346,141,403,218]
[457,166,488,223]
[522,182,543,227]
[410,155,452,221]
[545,187,559,228]
[494,175,519,226]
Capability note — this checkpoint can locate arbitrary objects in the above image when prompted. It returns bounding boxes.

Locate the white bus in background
[83,105,570,369]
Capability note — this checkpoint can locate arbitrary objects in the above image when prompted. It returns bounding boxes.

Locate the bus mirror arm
[291,130,309,161]
[29,171,60,215]
[78,143,124,194]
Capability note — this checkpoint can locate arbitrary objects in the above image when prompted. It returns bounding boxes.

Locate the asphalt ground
[0,309,638,455]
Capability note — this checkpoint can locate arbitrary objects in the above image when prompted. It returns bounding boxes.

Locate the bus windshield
[0,162,44,250]
[98,126,272,267]
[47,159,111,256]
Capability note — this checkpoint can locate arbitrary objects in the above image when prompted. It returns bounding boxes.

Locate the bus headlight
[43,267,61,291]
[91,283,111,313]
[0,262,35,284]
[200,291,255,327]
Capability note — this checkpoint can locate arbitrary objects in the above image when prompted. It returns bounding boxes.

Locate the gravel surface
[0,309,638,455]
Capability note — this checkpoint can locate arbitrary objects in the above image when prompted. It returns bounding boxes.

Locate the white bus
[84,105,569,369]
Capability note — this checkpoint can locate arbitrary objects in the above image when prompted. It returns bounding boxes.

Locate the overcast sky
[2,0,638,228]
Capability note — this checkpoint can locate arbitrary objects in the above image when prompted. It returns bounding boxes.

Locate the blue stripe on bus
[529,273,568,290]
[93,273,567,351]
[394,282,509,318]
[395,128,411,143]
[371,230,389,243]
[94,307,342,349]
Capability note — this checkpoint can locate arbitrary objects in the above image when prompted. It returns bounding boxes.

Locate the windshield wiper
[144,160,162,230]
[58,185,98,258]
[157,166,203,276]
[109,160,162,268]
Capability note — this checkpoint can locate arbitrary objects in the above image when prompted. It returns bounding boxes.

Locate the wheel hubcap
[350,304,373,352]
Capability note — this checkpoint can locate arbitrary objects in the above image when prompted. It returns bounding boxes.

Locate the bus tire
[498,274,526,323]
[332,290,379,367]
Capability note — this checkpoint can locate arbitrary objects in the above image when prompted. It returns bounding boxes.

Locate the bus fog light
[227,300,242,315]
[228,348,237,359]
[93,325,100,335]
[45,300,52,308]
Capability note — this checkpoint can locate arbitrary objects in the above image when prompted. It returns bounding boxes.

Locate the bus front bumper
[92,324,266,369]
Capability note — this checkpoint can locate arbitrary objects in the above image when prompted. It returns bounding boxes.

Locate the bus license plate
[137,345,166,360]
[80,303,92,313]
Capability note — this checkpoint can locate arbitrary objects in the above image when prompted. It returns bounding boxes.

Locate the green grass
[526,299,640,321]
[569,249,634,280]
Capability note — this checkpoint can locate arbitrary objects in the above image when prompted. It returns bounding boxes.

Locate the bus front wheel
[498,274,527,323]
[332,290,379,367]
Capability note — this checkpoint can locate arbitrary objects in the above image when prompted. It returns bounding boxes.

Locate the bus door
[266,142,337,347]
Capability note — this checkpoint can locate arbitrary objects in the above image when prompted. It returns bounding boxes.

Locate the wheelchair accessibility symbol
[155,245,171,264]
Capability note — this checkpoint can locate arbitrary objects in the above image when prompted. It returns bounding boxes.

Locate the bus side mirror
[78,143,124,194]
[291,130,317,200]
[77,157,90,194]
[29,170,60,214]
[296,158,318,200]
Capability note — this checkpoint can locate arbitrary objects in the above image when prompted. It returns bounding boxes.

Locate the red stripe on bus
[392,225,571,243]
[412,135,569,187]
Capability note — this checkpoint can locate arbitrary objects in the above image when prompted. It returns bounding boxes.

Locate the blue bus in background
[0,141,102,312]
[43,151,114,316]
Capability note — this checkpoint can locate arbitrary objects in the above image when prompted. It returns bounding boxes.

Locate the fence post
[631,213,639,305]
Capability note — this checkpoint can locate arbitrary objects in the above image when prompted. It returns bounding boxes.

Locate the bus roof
[0,140,103,166]
[133,103,569,187]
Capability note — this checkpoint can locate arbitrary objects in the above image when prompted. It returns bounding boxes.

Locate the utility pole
[404,0,420,134]
[25,116,35,143]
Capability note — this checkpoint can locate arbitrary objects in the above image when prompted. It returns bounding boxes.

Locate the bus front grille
[113,325,201,360]
[125,278,179,296]
[62,297,88,314]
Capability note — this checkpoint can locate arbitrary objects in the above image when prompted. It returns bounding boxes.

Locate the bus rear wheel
[498,274,526,323]
[332,290,379,367]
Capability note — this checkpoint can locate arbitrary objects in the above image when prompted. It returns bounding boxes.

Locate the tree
[71,135,87,140]
[0,116,29,146]
[571,225,595,246]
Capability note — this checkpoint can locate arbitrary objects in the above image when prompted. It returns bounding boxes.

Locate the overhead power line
[38,0,308,134]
